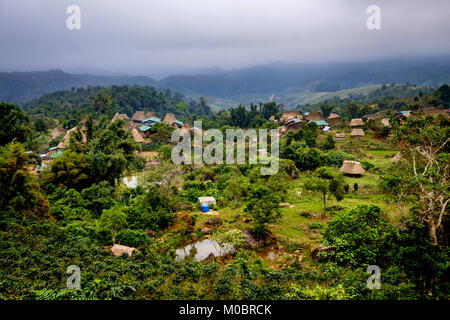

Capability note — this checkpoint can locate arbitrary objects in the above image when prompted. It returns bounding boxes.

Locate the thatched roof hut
[163,113,177,125]
[335,132,345,140]
[350,128,365,138]
[132,111,146,121]
[280,111,304,122]
[131,128,145,143]
[350,118,364,127]
[327,113,343,126]
[305,110,323,121]
[111,244,137,257]
[132,111,157,122]
[112,112,129,122]
[339,160,365,176]
[58,126,86,149]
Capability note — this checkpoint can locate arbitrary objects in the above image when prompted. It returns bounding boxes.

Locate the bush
[361,160,374,172]
[116,229,149,247]
[322,205,389,267]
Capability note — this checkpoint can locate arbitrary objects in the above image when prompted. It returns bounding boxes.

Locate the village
[35,104,449,181]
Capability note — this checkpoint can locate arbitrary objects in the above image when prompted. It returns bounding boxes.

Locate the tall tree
[386,116,449,245]
[320,103,333,119]
[0,103,29,146]
[0,143,48,216]
[304,167,345,214]
[244,186,281,238]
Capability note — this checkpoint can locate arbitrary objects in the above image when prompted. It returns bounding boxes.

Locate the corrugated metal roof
[309,120,329,126]
[143,117,161,123]
[139,125,151,132]
[50,150,63,159]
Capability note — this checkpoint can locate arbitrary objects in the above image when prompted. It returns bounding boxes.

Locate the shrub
[322,205,389,267]
[116,229,149,247]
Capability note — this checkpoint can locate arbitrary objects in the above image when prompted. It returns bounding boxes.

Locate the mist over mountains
[1,56,450,107]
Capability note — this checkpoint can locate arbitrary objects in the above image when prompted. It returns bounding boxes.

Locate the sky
[0,0,449,78]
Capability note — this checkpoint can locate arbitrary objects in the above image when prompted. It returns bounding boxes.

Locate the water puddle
[175,239,234,262]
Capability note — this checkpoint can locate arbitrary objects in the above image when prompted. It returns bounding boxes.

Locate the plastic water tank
[201,204,210,212]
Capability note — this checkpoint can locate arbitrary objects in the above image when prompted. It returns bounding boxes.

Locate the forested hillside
[23,85,211,124]
[0,70,157,105]
[0,84,449,300]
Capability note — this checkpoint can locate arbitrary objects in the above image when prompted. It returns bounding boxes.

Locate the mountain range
[1,56,450,108]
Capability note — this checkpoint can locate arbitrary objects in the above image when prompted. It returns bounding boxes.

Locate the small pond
[175,239,234,262]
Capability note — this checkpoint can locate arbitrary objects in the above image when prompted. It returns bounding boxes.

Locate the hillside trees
[244,186,281,238]
[99,206,127,244]
[24,85,206,122]
[435,84,450,107]
[322,205,389,266]
[320,103,333,119]
[41,151,89,191]
[304,167,345,214]
[0,103,30,146]
[386,116,449,245]
[72,118,144,185]
[0,143,48,217]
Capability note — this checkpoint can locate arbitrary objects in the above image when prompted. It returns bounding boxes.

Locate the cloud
[0,0,449,77]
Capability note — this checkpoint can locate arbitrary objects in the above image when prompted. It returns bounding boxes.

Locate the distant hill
[1,56,450,108]
[23,85,210,122]
[0,70,157,105]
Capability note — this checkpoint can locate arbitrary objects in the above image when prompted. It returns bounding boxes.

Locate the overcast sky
[0,0,449,78]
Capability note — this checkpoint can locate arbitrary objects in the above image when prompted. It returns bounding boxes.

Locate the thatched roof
[327,114,343,126]
[280,111,304,122]
[132,111,157,121]
[327,113,340,119]
[132,111,146,121]
[131,128,145,143]
[335,133,345,139]
[111,244,137,257]
[391,152,402,163]
[144,111,157,119]
[112,112,129,122]
[58,126,86,149]
[350,118,364,127]
[339,160,365,175]
[350,128,365,137]
[163,113,177,125]
[305,110,323,121]
[381,118,390,127]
